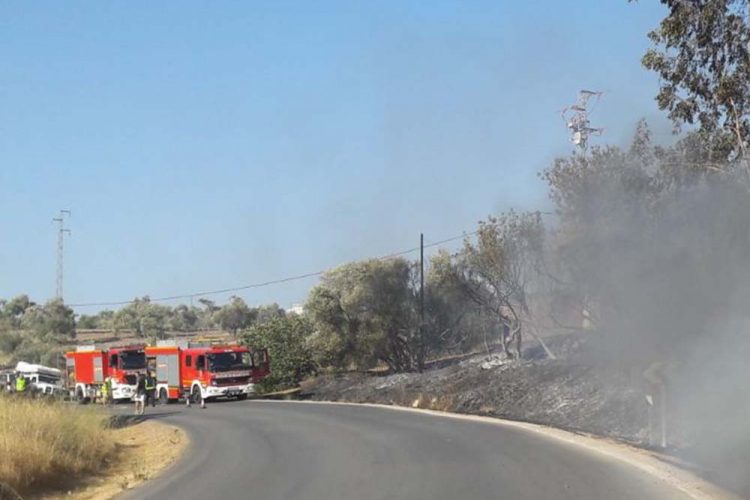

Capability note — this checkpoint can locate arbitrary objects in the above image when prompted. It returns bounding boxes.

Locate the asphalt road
[122,400,693,500]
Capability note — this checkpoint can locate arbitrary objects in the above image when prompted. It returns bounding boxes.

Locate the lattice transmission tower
[561,90,604,152]
[53,210,71,301]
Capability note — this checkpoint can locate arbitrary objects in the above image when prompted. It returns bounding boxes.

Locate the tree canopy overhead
[641,0,750,164]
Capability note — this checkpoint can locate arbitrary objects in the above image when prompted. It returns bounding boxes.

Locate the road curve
[121,400,695,500]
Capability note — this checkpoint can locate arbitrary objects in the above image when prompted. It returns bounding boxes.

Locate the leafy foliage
[213,296,256,336]
[255,303,286,325]
[169,304,200,332]
[19,299,76,339]
[242,315,317,392]
[641,0,750,165]
[423,250,485,355]
[305,254,497,372]
[306,259,421,372]
[112,297,171,340]
[0,296,75,366]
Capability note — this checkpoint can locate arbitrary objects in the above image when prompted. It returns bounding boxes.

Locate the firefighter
[106,376,114,405]
[15,375,27,394]
[101,376,112,406]
[134,373,146,415]
[145,371,157,407]
[99,378,108,405]
[185,386,206,409]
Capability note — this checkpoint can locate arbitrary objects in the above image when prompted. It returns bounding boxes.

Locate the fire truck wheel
[75,387,90,405]
[159,388,169,405]
[191,385,201,404]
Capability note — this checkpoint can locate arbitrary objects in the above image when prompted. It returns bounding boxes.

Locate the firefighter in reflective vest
[145,371,157,407]
[15,375,27,394]
[101,376,113,405]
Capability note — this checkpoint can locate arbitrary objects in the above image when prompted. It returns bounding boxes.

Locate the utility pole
[53,210,71,301]
[419,233,425,372]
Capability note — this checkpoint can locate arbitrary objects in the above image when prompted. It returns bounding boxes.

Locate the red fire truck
[65,345,147,402]
[145,341,269,404]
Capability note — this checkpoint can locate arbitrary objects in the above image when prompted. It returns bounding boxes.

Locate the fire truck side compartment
[156,354,180,387]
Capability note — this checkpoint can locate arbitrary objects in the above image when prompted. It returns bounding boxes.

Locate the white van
[15,361,64,396]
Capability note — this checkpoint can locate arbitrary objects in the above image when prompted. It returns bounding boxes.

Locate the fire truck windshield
[208,352,253,372]
[119,351,146,370]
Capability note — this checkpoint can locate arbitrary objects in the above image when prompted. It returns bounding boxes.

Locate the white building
[287,303,305,315]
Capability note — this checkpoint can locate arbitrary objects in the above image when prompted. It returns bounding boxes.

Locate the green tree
[641,0,750,166]
[139,303,172,340]
[77,310,115,330]
[20,299,76,340]
[214,296,256,336]
[113,297,170,339]
[113,299,141,333]
[306,258,421,372]
[169,304,200,332]
[0,331,23,354]
[242,315,316,392]
[0,296,74,365]
[197,298,220,329]
[1,295,34,328]
[76,314,99,329]
[423,250,485,355]
[255,303,286,325]
[95,310,115,330]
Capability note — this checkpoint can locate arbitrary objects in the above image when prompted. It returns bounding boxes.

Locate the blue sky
[0,1,670,312]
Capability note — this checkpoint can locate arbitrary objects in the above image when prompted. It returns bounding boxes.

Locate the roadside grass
[0,394,115,495]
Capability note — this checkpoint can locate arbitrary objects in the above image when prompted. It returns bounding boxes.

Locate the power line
[67,229,478,309]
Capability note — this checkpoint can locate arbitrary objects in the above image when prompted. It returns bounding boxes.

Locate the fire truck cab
[65,345,147,402]
[146,341,269,404]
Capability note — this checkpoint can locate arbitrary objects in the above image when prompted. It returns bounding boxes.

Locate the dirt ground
[40,419,187,500]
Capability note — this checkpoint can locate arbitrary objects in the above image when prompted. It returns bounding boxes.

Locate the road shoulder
[41,418,188,500]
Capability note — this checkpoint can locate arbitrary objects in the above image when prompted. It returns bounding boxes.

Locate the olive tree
[306,258,422,372]
[451,211,547,359]
[214,296,256,337]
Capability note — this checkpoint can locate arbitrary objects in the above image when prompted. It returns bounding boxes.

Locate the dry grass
[0,394,115,495]
[56,420,188,500]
